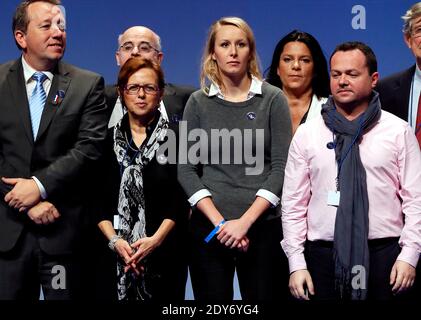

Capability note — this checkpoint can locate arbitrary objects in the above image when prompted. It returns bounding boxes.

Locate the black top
[95,114,189,250]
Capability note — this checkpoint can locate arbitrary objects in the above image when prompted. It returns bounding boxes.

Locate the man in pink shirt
[281,41,421,300]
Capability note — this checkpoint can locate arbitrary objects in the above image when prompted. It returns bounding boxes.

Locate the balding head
[115,26,163,67]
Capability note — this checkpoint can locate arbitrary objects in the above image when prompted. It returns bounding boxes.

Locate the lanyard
[119,136,141,178]
[331,115,365,191]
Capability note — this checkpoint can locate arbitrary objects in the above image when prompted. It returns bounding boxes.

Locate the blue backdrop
[0,0,417,87]
[0,0,417,300]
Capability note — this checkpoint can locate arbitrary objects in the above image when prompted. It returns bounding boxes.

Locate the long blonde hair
[200,16,262,92]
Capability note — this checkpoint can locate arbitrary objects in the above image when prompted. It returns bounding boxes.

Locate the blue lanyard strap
[119,137,141,177]
[333,116,365,191]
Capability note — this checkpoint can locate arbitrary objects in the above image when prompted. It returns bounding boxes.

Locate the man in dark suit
[377,2,421,145]
[0,0,107,300]
[93,25,193,300]
[377,2,421,301]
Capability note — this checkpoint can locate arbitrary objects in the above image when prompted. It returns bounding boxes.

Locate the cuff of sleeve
[256,189,280,207]
[188,189,212,207]
[397,246,420,268]
[288,254,308,274]
[32,176,47,200]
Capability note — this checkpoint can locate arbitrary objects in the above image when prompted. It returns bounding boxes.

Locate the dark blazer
[0,59,107,254]
[377,65,415,121]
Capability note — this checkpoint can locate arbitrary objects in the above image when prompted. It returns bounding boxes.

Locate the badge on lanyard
[327,190,340,207]
[113,215,120,230]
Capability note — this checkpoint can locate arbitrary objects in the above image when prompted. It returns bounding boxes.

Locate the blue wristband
[204,219,225,243]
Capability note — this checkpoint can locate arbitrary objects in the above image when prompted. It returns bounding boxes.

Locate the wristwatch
[108,234,121,252]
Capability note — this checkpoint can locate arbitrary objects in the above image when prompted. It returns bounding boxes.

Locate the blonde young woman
[178,17,292,300]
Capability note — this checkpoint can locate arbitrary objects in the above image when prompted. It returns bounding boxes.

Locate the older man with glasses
[106,26,195,128]
[91,25,193,301]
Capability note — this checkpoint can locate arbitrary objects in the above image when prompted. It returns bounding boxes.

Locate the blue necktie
[29,72,47,139]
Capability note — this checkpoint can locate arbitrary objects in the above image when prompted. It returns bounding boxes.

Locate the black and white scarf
[113,105,168,300]
[321,92,381,300]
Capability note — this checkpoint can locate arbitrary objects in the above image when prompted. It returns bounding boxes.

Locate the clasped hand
[216,218,251,252]
[114,237,158,276]
[3,177,41,211]
[2,177,60,225]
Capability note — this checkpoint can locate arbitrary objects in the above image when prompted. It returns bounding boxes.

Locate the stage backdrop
[0,0,417,86]
[0,0,417,300]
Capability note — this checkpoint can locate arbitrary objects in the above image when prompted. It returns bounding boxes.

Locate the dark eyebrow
[330,69,359,74]
[39,18,52,24]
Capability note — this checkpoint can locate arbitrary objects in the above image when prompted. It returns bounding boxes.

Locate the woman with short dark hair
[97,57,187,301]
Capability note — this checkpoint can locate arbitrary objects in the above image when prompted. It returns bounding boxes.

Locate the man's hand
[3,178,41,210]
[27,201,60,225]
[390,260,416,294]
[289,269,315,300]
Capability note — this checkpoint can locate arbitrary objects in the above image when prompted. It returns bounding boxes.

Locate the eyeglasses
[411,26,421,38]
[124,84,160,95]
[119,41,160,54]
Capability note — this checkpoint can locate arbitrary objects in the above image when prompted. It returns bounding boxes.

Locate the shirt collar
[21,56,54,84]
[415,64,421,83]
[208,75,263,98]
[249,75,263,95]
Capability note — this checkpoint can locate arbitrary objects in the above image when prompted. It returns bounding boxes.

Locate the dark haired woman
[266,30,330,134]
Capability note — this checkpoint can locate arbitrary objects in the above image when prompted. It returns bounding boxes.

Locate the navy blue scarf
[321,92,381,300]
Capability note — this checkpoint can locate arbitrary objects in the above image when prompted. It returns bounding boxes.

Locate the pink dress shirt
[281,110,421,273]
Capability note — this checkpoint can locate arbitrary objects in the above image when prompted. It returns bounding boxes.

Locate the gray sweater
[178,82,292,220]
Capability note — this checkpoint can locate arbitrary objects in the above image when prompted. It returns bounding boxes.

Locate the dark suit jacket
[377,65,415,121]
[0,59,107,254]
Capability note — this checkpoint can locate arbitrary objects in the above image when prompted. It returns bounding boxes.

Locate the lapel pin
[52,89,65,105]
[171,114,181,123]
[246,112,256,120]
